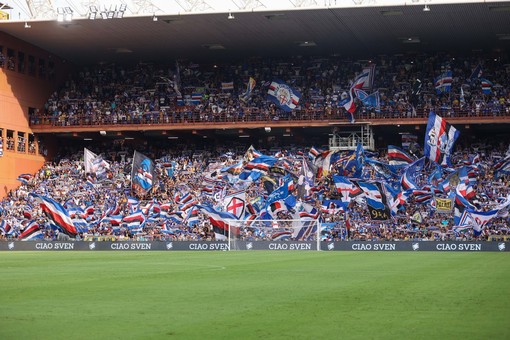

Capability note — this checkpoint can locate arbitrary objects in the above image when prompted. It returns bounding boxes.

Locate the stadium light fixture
[115,4,127,18]
[228,11,235,19]
[57,7,64,22]
[423,5,430,12]
[93,4,126,20]
[89,6,98,19]
[24,22,31,28]
[152,14,158,21]
[57,7,73,22]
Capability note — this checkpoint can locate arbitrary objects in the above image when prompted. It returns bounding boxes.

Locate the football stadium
[1,0,510,338]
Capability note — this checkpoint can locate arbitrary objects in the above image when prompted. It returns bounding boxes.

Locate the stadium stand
[0,1,509,244]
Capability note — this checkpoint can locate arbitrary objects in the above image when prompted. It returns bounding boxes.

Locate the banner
[0,241,508,252]
[131,151,156,195]
[435,198,453,213]
[267,80,301,112]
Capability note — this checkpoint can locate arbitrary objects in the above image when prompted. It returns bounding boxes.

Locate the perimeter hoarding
[0,241,508,252]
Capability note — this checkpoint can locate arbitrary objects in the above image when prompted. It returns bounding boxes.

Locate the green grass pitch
[1,251,509,339]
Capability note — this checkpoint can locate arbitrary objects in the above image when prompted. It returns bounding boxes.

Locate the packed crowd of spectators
[29,52,510,126]
[1,136,508,242]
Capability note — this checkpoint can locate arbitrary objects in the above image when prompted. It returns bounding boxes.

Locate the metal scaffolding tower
[329,124,375,151]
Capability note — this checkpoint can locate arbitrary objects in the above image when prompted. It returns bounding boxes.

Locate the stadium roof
[1,1,509,65]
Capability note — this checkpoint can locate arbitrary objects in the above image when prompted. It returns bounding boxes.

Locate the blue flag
[131,151,156,194]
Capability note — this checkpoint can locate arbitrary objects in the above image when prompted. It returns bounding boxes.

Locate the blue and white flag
[195,205,239,240]
[434,71,452,94]
[356,181,390,220]
[244,155,278,174]
[30,193,78,236]
[494,156,510,178]
[480,78,493,94]
[458,209,499,236]
[387,145,415,166]
[340,71,370,123]
[354,89,380,112]
[424,112,459,167]
[267,80,301,112]
[84,148,110,179]
[131,151,156,194]
[239,77,256,102]
[469,64,482,80]
[19,221,43,240]
[401,157,425,190]
[265,175,294,208]
[17,173,34,184]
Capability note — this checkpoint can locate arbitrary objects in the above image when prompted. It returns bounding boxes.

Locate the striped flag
[494,156,510,178]
[434,71,452,93]
[221,81,234,91]
[17,173,33,184]
[424,112,459,166]
[480,78,493,94]
[0,220,13,236]
[267,200,287,219]
[387,145,415,166]
[30,194,77,236]
[195,205,239,240]
[19,220,43,240]
[340,71,370,123]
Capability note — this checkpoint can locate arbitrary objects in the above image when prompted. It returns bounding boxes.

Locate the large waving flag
[332,175,355,203]
[243,145,263,162]
[387,145,415,166]
[239,77,256,102]
[354,89,380,112]
[494,156,510,178]
[195,205,239,240]
[131,151,156,194]
[30,194,77,236]
[122,211,146,227]
[458,209,499,236]
[340,71,370,123]
[244,155,278,173]
[19,221,43,240]
[361,64,376,90]
[0,220,14,236]
[434,71,452,94]
[267,80,301,112]
[424,112,459,167]
[224,191,246,220]
[17,173,34,184]
[356,181,390,220]
[401,157,425,190]
[84,148,110,179]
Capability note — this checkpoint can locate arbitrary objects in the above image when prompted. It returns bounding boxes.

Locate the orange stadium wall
[0,32,71,199]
